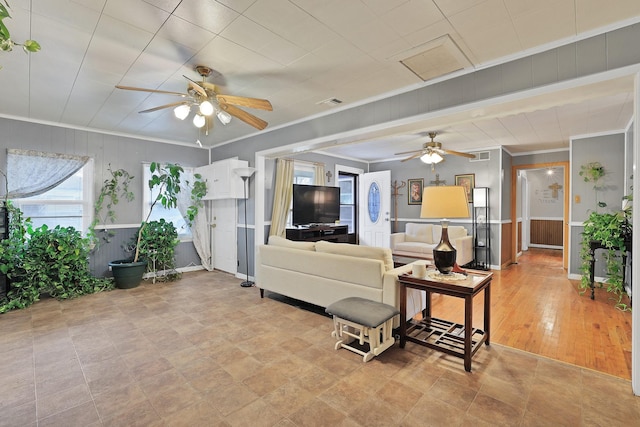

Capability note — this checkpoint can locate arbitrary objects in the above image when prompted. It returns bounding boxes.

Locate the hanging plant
[579,161,607,211]
[0,1,40,68]
[89,165,135,247]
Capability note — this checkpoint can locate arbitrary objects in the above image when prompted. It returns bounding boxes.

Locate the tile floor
[1,269,639,426]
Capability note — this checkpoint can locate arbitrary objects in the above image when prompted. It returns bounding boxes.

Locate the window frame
[12,159,94,233]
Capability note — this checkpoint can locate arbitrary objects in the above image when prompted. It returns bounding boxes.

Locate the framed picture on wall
[455,174,475,203]
[408,178,424,205]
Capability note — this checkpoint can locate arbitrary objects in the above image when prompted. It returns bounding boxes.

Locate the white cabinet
[195,158,248,200]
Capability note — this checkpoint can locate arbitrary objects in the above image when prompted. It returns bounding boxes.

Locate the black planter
[109,259,147,289]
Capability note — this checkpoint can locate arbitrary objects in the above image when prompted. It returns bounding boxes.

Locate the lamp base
[240,280,254,288]
[433,224,456,274]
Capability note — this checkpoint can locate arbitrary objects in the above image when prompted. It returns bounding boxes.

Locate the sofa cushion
[431,225,467,243]
[404,223,433,244]
[268,235,316,251]
[394,242,434,256]
[315,241,394,271]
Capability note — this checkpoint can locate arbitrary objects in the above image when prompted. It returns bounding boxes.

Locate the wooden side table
[398,269,492,372]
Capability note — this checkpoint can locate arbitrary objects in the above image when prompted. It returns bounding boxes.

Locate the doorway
[511,161,569,269]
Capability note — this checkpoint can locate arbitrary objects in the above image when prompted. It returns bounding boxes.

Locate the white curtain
[176,169,212,271]
[7,149,89,198]
[269,158,294,238]
[314,163,325,186]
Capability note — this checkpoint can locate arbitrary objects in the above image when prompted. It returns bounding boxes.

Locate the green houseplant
[109,162,205,289]
[0,1,40,67]
[89,165,135,247]
[578,166,633,310]
[134,218,180,282]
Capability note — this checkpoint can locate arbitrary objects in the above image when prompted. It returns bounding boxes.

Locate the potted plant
[109,162,205,289]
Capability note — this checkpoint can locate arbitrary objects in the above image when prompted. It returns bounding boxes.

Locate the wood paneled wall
[530,219,563,246]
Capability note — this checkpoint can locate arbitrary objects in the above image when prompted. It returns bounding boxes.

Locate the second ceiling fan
[116,65,273,131]
[394,132,476,163]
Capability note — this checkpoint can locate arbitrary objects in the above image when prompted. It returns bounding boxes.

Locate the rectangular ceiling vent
[317,97,343,106]
[469,151,490,162]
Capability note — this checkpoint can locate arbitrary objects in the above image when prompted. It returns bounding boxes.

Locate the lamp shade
[199,100,214,116]
[420,152,443,164]
[420,185,469,219]
[174,104,190,120]
[233,167,257,178]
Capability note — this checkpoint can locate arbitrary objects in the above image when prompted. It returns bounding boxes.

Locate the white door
[212,199,237,273]
[358,170,391,247]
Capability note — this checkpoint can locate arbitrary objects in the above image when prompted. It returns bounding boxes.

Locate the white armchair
[390,223,473,266]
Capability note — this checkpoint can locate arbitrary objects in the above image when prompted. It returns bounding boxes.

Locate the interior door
[212,199,237,274]
[358,170,391,247]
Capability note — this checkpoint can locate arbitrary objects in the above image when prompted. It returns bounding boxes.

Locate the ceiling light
[174,104,190,120]
[199,100,214,116]
[193,114,206,128]
[420,152,443,164]
[217,110,232,125]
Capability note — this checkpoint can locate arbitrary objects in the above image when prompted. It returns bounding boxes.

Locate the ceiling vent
[469,151,490,162]
[317,97,343,106]
[395,35,471,82]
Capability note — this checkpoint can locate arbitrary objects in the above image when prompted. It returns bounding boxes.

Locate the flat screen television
[292,184,340,226]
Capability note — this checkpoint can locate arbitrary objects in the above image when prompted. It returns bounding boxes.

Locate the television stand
[286,225,349,243]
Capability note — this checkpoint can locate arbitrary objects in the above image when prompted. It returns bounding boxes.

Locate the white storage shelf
[195,158,248,200]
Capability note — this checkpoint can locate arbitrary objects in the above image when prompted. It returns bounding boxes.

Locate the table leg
[399,282,407,348]
[484,283,491,345]
[464,294,472,372]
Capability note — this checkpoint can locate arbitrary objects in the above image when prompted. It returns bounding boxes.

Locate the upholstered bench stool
[325,297,399,362]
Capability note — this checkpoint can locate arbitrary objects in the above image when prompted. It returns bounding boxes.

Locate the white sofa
[256,236,425,326]
[390,223,473,266]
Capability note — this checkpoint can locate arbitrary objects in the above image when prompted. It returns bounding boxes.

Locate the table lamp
[420,185,470,274]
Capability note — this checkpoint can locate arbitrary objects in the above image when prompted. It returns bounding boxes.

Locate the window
[339,173,357,233]
[141,163,193,240]
[13,160,93,232]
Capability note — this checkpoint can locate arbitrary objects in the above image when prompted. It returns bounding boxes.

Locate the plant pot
[109,259,147,289]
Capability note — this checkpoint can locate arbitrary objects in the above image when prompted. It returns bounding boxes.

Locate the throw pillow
[268,236,316,251]
[315,240,394,271]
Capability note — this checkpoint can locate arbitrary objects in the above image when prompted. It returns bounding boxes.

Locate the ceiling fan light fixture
[217,110,232,125]
[174,104,190,120]
[193,114,206,128]
[420,152,443,164]
[199,100,214,116]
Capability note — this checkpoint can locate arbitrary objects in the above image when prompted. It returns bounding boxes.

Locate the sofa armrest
[390,232,406,251]
[452,235,473,266]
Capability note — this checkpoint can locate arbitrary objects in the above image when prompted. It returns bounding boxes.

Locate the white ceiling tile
[216,0,258,14]
[245,0,334,51]
[511,1,576,50]
[576,0,640,33]
[434,0,487,17]
[155,15,216,52]
[173,0,239,34]
[382,0,444,37]
[104,0,169,33]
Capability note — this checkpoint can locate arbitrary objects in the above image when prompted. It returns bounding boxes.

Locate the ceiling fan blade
[394,148,423,155]
[216,94,273,111]
[442,148,476,159]
[139,101,189,114]
[116,85,188,97]
[183,76,208,98]
[220,103,268,130]
[401,151,424,162]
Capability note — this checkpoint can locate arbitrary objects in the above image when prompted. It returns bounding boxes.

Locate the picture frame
[408,178,424,205]
[455,174,475,203]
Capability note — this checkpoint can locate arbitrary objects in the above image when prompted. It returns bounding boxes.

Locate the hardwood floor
[432,248,633,379]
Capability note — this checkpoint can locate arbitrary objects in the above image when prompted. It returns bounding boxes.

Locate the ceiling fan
[115,65,273,131]
[394,132,476,163]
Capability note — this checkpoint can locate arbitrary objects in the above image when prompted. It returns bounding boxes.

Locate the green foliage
[89,165,135,246]
[0,204,113,313]
[579,162,607,211]
[132,162,204,263]
[0,1,40,66]
[134,219,180,281]
[579,210,632,311]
